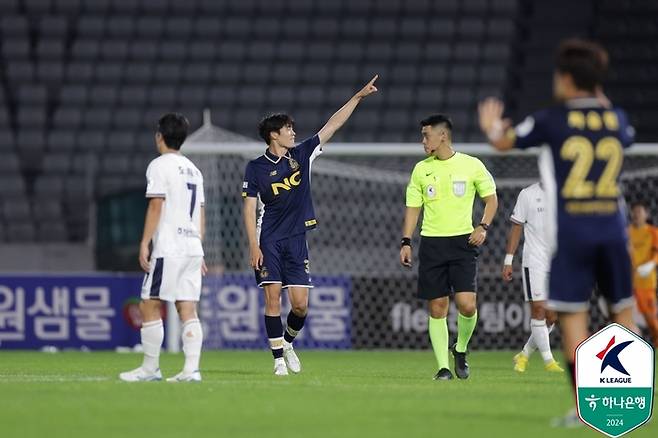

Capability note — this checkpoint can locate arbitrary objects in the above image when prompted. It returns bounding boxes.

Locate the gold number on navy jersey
[560,136,622,199]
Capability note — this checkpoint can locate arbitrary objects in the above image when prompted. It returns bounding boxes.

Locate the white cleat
[283,344,301,374]
[166,370,202,383]
[119,367,162,382]
[274,357,289,376]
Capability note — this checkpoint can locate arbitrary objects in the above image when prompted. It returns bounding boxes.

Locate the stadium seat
[37,61,65,84]
[2,38,31,59]
[2,198,30,222]
[135,17,164,38]
[25,0,54,14]
[1,16,29,37]
[77,16,106,37]
[37,220,69,242]
[38,15,69,37]
[107,16,135,38]
[34,175,65,197]
[17,85,49,105]
[46,130,76,151]
[6,223,36,242]
[41,152,72,174]
[53,107,82,129]
[0,153,21,173]
[112,108,142,130]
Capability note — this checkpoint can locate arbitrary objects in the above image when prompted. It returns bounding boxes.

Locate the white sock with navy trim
[182,318,203,373]
[141,319,163,373]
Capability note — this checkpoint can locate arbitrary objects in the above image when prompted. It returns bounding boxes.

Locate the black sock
[567,361,576,391]
[264,315,284,359]
[284,311,307,343]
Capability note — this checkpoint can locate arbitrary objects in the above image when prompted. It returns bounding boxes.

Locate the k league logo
[597,336,633,381]
[575,323,654,437]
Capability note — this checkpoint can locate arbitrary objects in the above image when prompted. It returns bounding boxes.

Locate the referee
[400,114,498,380]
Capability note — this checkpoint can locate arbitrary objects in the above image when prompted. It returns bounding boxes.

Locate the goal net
[186,131,658,350]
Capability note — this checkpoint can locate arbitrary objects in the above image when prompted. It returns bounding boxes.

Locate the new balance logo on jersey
[271,171,302,195]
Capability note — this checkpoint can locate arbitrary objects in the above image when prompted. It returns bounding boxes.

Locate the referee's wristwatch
[400,237,412,248]
[478,222,490,231]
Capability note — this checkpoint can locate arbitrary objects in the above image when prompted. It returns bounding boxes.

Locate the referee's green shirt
[406,152,496,237]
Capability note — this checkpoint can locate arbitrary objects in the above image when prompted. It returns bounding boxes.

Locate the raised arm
[317,75,379,145]
[478,98,515,151]
[243,196,263,270]
[502,222,524,282]
[139,197,164,272]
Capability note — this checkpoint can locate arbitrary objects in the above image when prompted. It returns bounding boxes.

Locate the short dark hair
[555,39,609,93]
[630,200,647,210]
[157,113,189,150]
[420,114,453,131]
[258,113,294,145]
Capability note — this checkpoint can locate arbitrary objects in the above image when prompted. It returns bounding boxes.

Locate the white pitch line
[0,375,110,383]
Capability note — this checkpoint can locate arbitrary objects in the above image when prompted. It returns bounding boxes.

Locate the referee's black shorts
[417,234,479,300]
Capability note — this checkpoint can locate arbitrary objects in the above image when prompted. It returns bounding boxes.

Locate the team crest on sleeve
[426,185,436,198]
[452,181,466,197]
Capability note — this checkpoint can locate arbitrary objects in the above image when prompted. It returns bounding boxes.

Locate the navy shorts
[255,233,313,289]
[548,235,633,313]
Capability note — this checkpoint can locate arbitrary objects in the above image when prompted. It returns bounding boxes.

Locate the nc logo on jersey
[575,323,654,437]
[271,170,301,196]
[452,181,466,197]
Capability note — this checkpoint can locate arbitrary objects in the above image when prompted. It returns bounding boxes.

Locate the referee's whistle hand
[400,247,412,268]
[468,228,487,246]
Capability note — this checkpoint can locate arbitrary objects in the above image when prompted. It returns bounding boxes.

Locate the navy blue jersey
[242,135,322,244]
[513,98,635,243]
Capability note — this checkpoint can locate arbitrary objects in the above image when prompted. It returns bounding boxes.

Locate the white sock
[141,319,163,373]
[531,319,554,363]
[182,318,203,373]
[522,334,536,357]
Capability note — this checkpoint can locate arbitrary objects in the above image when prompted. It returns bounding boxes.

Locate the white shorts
[522,267,549,302]
[141,256,203,302]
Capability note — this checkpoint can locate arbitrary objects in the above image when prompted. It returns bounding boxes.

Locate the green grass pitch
[0,350,655,438]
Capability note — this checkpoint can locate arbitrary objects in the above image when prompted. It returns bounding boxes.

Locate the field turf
[0,350,655,438]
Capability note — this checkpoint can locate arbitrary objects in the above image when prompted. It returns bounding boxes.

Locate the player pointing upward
[242,76,378,376]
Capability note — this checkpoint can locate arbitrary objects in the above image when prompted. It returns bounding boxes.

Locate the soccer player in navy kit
[242,76,378,375]
[478,39,638,424]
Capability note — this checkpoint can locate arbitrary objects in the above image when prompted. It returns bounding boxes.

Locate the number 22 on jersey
[560,136,623,199]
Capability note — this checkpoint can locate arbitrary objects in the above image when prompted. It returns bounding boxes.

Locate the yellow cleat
[545,360,565,373]
[513,352,529,373]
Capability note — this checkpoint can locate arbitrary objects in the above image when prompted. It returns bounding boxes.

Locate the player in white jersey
[120,113,207,383]
[502,183,563,373]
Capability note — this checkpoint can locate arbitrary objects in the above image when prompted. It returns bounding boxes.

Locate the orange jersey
[629,224,658,289]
